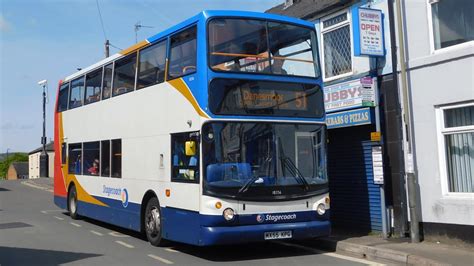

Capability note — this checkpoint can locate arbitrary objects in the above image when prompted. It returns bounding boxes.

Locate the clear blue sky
[0,0,281,153]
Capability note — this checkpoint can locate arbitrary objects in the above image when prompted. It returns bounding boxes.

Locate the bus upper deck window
[57,82,70,112]
[69,77,85,109]
[102,63,113,100]
[137,40,167,89]
[113,54,137,97]
[168,26,197,80]
[85,68,103,105]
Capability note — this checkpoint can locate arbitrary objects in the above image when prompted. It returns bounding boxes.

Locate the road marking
[70,222,82,227]
[275,241,385,266]
[40,210,63,214]
[164,248,179,253]
[109,231,129,238]
[54,216,64,221]
[90,230,104,236]
[21,181,53,192]
[115,240,134,249]
[148,254,174,264]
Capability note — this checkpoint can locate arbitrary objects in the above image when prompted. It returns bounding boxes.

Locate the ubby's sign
[324,79,362,112]
[324,77,375,113]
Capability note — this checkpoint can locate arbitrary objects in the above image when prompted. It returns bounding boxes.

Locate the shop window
[168,26,197,79]
[111,139,122,178]
[321,11,352,80]
[137,40,167,89]
[68,143,82,175]
[438,103,474,193]
[171,132,199,182]
[85,68,103,105]
[69,77,85,109]
[430,0,474,50]
[113,54,137,96]
[83,142,100,176]
[102,63,113,100]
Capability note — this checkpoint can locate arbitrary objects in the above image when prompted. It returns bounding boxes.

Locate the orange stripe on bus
[168,78,209,118]
[120,40,149,56]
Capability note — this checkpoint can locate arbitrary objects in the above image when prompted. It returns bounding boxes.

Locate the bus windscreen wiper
[277,138,309,190]
[238,175,264,194]
[280,156,310,190]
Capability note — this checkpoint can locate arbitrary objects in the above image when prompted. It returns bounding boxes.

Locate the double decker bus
[54,10,329,246]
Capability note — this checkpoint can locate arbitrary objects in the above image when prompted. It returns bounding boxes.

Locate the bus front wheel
[68,185,79,220]
[145,197,164,246]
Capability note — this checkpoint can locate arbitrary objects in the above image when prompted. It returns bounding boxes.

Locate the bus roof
[63,10,315,82]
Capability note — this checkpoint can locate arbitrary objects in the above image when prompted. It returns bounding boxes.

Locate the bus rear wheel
[145,198,164,246]
[68,185,79,220]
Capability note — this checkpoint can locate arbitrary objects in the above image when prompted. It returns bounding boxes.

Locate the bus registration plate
[264,230,292,240]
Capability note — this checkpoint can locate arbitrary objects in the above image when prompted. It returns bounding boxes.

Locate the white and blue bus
[54,10,329,246]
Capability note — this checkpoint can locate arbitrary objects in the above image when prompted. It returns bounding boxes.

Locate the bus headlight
[223,208,235,221]
[317,203,326,215]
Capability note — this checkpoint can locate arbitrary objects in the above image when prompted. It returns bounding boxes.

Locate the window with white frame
[430,0,474,50]
[321,11,352,80]
[438,103,474,193]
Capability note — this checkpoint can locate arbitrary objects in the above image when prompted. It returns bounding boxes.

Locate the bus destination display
[238,88,308,111]
[209,79,324,118]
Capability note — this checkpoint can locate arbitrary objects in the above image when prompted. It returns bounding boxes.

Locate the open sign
[353,7,385,56]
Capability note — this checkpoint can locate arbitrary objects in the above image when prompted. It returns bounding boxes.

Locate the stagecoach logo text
[256,213,297,223]
[103,185,129,208]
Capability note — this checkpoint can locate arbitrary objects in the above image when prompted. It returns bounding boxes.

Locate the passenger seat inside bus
[206,163,252,183]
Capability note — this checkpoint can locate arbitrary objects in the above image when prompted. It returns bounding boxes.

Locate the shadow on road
[59,212,329,262]
[171,241,324,262]
[60,212,148,241]
[0,246,102,265]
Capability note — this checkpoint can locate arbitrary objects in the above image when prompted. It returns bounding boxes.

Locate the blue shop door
[327,125,382,233]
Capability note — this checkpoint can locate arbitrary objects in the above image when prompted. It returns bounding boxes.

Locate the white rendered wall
[403,0,474,226]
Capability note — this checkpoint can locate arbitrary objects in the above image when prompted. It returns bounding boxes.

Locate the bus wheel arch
[141,191,165,246]
[140,190,158,233]
[67,182,79,220]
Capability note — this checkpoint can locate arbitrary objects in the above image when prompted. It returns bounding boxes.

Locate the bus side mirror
[185,141,196,156]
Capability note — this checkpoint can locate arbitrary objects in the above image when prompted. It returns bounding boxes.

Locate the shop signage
[326,107,372,129]
[372,146,384,184]
[371,131,381,142]
[352,7,385,56]
[324,77,376,112]
[361,77,376,107]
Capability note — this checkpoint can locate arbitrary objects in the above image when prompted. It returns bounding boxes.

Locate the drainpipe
[387,0,409,237]
[394,0,420,243]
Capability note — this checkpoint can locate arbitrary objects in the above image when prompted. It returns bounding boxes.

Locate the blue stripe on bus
[161,207,201,245]
[199,220,331,246]
[146,10,315,45]
[54,195,330,246]
[77,200,141,232]
[161,207,330,245]
[54,195,67,210]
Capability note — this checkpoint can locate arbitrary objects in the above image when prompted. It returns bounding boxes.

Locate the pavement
[9,178,474,265]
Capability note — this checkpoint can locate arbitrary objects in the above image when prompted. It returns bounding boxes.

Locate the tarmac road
[0,179,384,265]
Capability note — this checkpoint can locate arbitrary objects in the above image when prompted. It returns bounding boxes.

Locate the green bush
[0,153,28,179]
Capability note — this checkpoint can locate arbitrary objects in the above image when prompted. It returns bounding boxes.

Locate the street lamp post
[38,80,49,178]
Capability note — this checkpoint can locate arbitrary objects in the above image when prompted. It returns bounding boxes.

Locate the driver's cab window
[171,131,199,182]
